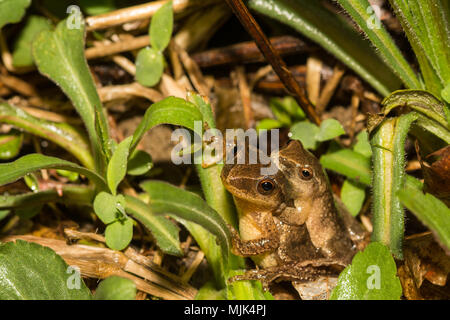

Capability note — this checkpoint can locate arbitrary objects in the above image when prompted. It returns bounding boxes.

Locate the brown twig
[224,0,321,125]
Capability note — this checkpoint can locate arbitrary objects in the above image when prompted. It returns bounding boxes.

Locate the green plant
[0,6,234,294]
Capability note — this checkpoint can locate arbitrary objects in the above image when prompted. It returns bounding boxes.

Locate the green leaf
[127,150,153,176]
[135,47,164,87]
[0,210,9,221]
[94,192,122,225]
[353,130,372,158]
[341,179,366,216]
[315,118,345,142]
[79,0,116,15]
[32,16,109,173]
[140,180,231,266]
[272,96,305,120]
[24,173,39,192]
[94,276,136,300]
[0,0,31,29]
[335,0,422,89]
[0,154,108,191]
[320,149,372,186]
[256,118,284,131]
[0,130,23,160]
[131,97,203,153]
[107,136,132,195]
[442,83,450,104]
[330,242,402,300]
[56,169,79,182]
[382,90,448,128]
[290,121,320,150]
[12,15,52,68]
[248,0,402,96]
[227,270,274,300]
[15,205,42,219]
[187,91,216,129]
[0,185,95,210]
[105,218,133,251]
[269,98,293,126]
[398,187,450,251]
[195,282,226,300]
[0,240,92,299]
[0,101,94,169]
[150,0,173,52]
[125,194,182,256]
[371,113,419,258]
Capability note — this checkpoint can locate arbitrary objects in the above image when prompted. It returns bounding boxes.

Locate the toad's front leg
[229,212,280,257]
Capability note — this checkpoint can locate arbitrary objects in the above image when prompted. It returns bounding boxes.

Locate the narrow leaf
[0,154,107,191]
[0,130,23,160]
[0,101,94,169]
[341,179,366,216]
[140,180,231,265]
[125,194,182,256]
[398,187,450,252]
[370,113,418,258]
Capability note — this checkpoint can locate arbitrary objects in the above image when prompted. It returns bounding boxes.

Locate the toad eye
[300,167,313,180]
[257,178,276,195]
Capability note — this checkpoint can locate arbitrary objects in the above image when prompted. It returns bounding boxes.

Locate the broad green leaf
[315,118,345,142]
[127,150,153,176]
[341,179,366,216]
[131,97,203,153]
[94,192,120,224]
[0,154,108,191]
[335,0,422,89]
[353,130,372,158]
[79,0,116,15]
[0,240,92,299]
[330,242,402,300]
[256,118,284,131]
[12,15,52,67]
[398,187,450,251]
[94,276,136,300]
[125,194,182,256]
[0,101,94,169]
[107,136,132,195]
[135,47,164,87]
[320,149,372,186]
[150,0,173,52]
[248,0,402,96]
[0,130,23,160]
[105,218,133,251]
[140,180,231,265]
[290,121,320,150]
[32,16,109,172]
[0,0,31,29]
[371,113,418,258]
